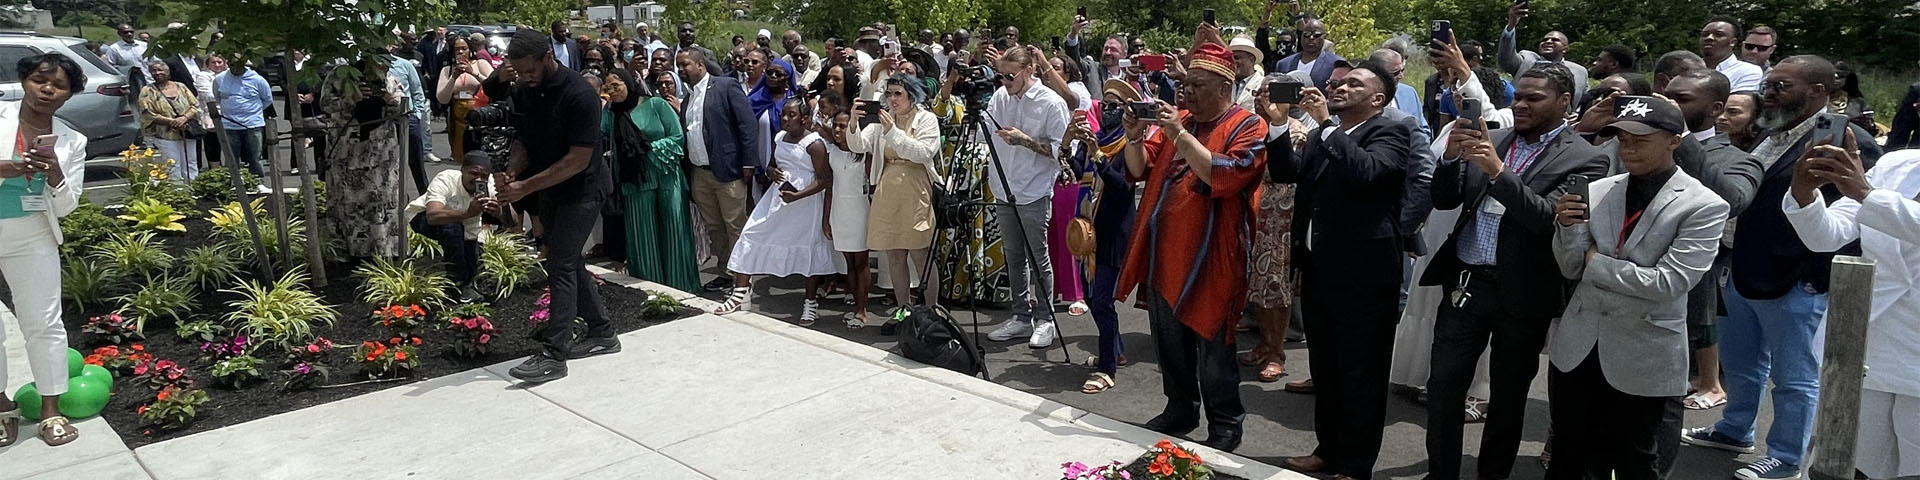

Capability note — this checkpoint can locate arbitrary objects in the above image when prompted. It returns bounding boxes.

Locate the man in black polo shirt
[488,29,618,383]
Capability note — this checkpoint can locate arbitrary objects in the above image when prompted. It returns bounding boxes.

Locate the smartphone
[1565,174,1591,219]
[30,134,55,153]
[884,42,900,57]
[857,101,882,125]
[1117,58,1134,69]
[1129,101,1161,120]
[1203,8,1217,25]
[1051,36,1062,51]
[1459,98,1485,132]
[1267,81,1303,104]
[1139,54,1167,71]
[1809,112,1848,150]
[1430,20,1454,47]
[1077,6,1087,17]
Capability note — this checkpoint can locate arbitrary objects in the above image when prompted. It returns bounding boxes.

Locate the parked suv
[0,31,140,159]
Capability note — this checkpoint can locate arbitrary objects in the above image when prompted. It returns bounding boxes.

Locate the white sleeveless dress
[826,142,871,253]
[727,132,839,276]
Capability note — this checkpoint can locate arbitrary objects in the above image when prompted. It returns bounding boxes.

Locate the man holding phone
[980,47,1073,350]
[1419,63,1609,480]
[1497,0,1591,107]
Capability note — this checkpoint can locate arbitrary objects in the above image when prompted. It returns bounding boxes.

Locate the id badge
[19,194,47,211]
[1480,198,1506,215]
[456,91,475,100]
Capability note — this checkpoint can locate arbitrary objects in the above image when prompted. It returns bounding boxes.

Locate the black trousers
[1546,351,1668,480]
[1301,273,1400,479]
[409,213,479,285]
[538,195,611,356]
[1426,269,1551,480]
[1143,288,1244,437]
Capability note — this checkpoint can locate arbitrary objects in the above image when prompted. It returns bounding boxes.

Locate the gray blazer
[1551,169,1729,397]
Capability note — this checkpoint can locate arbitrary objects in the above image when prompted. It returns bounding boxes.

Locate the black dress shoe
[1142,413,1199,436]
[1199,431,1242,452]
[702,277,734,292]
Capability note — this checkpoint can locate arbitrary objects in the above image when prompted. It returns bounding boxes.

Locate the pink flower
[477,334,491,344]
[462,317,480,329]
[307,344,321,354]
[293,362,313,374]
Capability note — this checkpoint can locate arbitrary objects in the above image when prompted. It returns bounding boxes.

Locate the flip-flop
[1258,361,1285,383]
[0,408,20,447]
[38,416,77,447]
[1081,372,1115,394]
[1683,392,1727,410]
[1067,301,1089,316]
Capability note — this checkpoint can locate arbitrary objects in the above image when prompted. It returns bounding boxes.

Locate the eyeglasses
[1762,80,1795,92]
[996,72,1015,83]
[1743,43,1775,51]
[1301,32,1327,39]
[119,31,134,35]
[886,90,909,97]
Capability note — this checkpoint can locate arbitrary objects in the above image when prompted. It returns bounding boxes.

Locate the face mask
[1099,108,1124,133]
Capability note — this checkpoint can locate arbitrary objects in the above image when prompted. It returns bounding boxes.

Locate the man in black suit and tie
[550,21,583,71]
[1420,63,1610,480]
[676,48,760,292]
[1268,60,1412,480]
[418,27,450,119]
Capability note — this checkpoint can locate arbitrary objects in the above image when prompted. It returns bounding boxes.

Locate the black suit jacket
[1729,120,1884,299]
[1269,114,1412,287]
[1888,81,1920,150]
[1687,133,1764,216]
[555,38,583,71]
[1421,126,1610,320]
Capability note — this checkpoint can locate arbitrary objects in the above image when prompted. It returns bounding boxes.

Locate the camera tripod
[936,106,1077,369]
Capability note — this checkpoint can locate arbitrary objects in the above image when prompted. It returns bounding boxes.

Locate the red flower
[1148,454,1174,476]
[84,354,104,366]
[393,351,408,361]
[410,336,422,346]
[136,404,149,415]
[408,305,425,316]
[156,388,173,402]
[130,344,145,352]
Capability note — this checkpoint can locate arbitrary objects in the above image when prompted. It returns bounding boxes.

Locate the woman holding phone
[0,53,89,447]
[437,39,494,162]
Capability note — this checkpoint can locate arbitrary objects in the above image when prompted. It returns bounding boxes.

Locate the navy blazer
[693,74,760,183]
[1273,51,1345,91]
[1270,114,1411,287]
[1729,120,1883,299]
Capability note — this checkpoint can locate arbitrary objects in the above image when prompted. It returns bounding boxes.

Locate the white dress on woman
[826,141,871,253]
[727,132,838,276]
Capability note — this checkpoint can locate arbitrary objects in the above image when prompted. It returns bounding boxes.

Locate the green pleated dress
[620,96,701,292]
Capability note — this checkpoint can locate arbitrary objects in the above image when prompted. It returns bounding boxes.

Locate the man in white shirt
[404,152,500,302]
[1700,16,1764,93]
[101,24,150,82]
[980,46,1071,350]
[1497,3,1590,106]
[1780,140,1920,480]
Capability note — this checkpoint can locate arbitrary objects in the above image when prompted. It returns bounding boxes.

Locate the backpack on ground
[893,305,984,378]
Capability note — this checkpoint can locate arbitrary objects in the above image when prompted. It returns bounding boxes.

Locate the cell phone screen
[1268,82,1302,104]
[1129,101,1160,120]
[1139,55,1166,72]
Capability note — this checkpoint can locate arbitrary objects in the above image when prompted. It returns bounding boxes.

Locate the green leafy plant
[137,386,209,431]
[90,231,174,279]
[477,232,543,298]
[281,337,335,392]
[82,313,142,344]
[440,303,496,358]
[409,230,443,259]
[181,246,241,292]
[352,257,454,308]
[223,269,339,351]
[117,198,189,233]
[127,182,199,218]
[288,179,328,217]
[114,276,195,334]
[176,319,226,344]
[189,167,261,203]
[209,199,318,261]
[61,258,124,309]
[353,337,421,379]
[59,199,126,256]
[209,355,265,388]
[641,290,685,319]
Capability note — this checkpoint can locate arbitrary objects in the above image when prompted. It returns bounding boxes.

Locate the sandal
[844,312,867,330]
[797,299,819,327]
[1683,392,1727,410]
[1258,361,1286,383]
[1081,372,1116,394]
[1464,397,1490,424]
[38,416,77,447]
[1067,301,1089,316]
[1239,346,1270,367]
[713,287,750,314]
[0,408,19,447]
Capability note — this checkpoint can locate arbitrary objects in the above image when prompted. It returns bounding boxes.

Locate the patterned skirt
[1247,181,1297,309]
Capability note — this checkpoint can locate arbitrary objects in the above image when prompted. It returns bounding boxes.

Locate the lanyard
[1505,140,1548,175]
[12,130,45,194]
[1616,209,1645,251]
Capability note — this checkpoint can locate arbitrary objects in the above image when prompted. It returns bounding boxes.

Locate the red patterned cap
[1189,42,1235,81]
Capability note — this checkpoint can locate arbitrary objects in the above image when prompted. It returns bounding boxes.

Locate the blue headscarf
[748,58,797,117]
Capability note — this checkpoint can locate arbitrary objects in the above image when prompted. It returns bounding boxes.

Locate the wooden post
[282,24,327,288]
[1810,255,1873,480]
[205,80,274,279]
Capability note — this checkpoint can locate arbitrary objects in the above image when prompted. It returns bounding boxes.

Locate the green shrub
[114,275,195,335]
[117,198,188,233]
[91,231,174,279]
[287,180,328,217]
[208,199,321,262]
[352,257,453,309]
[209,355,266,387]
[640,290,684,319]
[409,231,443,259]
[60,199,126,256]
[223,269,338,350]
[126,181,199,217]
[176,318,226,344]
[191,167,260,203]
[61,258,124,309]
[181,246,241,291]
[477,233,543,298]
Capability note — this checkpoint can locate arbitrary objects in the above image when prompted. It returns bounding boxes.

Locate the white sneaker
[987,318,1033,342]
[1027,321,1057,349]
[250,184,272,194]
[426,153,443,163]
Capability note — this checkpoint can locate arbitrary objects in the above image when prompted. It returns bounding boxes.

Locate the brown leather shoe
[1283,455,1327,473]
[1284,377,1315,394]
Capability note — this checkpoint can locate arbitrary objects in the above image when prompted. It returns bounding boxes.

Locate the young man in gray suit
[1546,96,1729,480]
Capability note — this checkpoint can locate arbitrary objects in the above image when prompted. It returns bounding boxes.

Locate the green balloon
[58,376,111,419]
[65,348,83,378]
[79,364,114,383]
[13,383,42,421]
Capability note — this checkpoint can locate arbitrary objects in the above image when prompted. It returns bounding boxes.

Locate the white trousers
[153,137,200,183]
[1857,388,1920,479]
[0,213,67,397]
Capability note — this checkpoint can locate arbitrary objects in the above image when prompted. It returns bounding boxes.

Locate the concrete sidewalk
[2,267,1299,480]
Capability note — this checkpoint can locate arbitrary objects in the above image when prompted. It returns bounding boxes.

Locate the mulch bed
[16,199,695,448]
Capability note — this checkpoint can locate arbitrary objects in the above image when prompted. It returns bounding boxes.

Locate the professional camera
[465,97,519,155]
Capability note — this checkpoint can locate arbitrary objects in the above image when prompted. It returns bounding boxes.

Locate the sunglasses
[1300,32,1327,39]
[1743,43,1774,51]
[996,72,1015,83]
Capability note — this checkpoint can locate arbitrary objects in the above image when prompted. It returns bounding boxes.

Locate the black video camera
[951,63,999,115]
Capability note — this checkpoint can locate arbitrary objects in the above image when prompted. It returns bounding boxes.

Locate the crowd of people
[0,4,1914,480]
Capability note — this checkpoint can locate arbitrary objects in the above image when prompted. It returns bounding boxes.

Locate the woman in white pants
[0,53,89,447]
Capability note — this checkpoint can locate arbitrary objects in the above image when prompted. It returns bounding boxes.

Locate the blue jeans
[407,116,429,195]
[224,127,264,176]
[1087,263,1124,374]
[1713,283,1826,466]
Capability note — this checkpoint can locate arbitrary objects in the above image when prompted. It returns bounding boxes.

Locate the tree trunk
[205,80,273,278]
[283,25,328,288]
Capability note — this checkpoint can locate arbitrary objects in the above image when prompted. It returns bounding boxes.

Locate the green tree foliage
[474,0,566,28]
[143,0,453,89]
[658,0,732,46]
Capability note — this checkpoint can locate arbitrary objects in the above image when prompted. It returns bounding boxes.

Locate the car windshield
[65,42,116,75]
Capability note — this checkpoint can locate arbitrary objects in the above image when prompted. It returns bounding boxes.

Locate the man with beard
[1497,1,1590,106]
[1117,34,1269,454]
[549,21,582,71]
[1681,55,1883,480]
[1589,45,1637,80]
[1419,64,1608,480]
[1700,16,1764,93]
[1272,15,1343,90]
[1652,51,1707,92]
[674,22,725,75]
[1272,59,1412,480]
